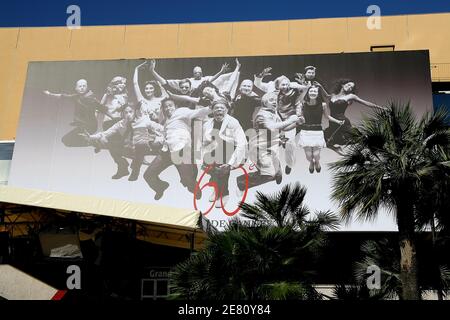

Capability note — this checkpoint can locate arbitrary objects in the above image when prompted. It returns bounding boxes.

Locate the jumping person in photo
[275,75,302,175]
[167,62,230,91]
[253,67,303,93]
[231,79,261,133]
[96,76,129,132]
[143,98,212,200]
[252,68,307,174]
[324,79,386,155]
[148,58,229,93]
[148,59,191,96]
[133,61,166,123]
[148,59,196,109]
[202,100,247,208]
[168,82,223,107]
[152,60,240,177]
[169,58,242,107]
[295,65,330,100]
[43,79,109,147]
[297,86,344,173]
[237,92,298,192]
[83,104,164,181]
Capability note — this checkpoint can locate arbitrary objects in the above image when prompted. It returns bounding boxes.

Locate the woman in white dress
[297,86,344,173]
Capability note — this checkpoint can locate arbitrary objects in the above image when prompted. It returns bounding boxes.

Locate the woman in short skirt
[297,86,344,173]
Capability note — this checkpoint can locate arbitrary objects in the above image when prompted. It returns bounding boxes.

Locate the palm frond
[258,281,320,300]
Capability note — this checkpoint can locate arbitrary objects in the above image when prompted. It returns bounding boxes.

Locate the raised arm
[222,59,240,97]
[314,81,331,99]
[133,61,147,102]
[253,67,273,93]
[210,62,230,83]
[148,59,168,86]
[158,81,169,99]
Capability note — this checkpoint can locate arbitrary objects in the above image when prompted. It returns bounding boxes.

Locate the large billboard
[8,51,433,230]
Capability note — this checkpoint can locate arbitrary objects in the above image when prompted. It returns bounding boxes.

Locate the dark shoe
[128,169,140,181]
[275,173,282,184]
[154,181,170,200]
[314,161,321,173]
[309,161,314,174]
[285,166,292,175]
[112,168,130,180]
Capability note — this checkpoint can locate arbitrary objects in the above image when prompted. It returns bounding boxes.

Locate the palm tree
[330,103,450,300]
[169,183,339,300]
[353,239,402,299]
[334,238,450,300]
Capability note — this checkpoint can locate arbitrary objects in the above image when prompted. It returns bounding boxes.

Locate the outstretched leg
[62,127,92,147]
[143,152,172,200]
[284,129,296,175]
[108,142,130,180]
[129,142,151,181]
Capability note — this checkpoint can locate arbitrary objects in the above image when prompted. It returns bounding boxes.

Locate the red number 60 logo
[193,164,249,217]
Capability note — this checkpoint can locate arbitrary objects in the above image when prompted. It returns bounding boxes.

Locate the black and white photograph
[8,50,433,230]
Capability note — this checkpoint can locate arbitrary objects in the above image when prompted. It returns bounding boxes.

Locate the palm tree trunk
[397,203,420,300]
[430,215,443,300]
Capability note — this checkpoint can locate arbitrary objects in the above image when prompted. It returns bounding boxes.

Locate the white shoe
[209,192,216,202]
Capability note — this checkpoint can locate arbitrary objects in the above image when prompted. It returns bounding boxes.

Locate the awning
[0,186,212,250]
[0,185,201,229]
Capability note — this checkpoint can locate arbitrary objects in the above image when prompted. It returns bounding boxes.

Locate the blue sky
[1,0,450,27]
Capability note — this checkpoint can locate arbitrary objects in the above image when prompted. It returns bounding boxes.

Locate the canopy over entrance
[0,186,211,250]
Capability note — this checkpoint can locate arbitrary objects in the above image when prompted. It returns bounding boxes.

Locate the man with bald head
[192,66,203,80]
[231,79,261,133]
[188,64,229,90]
[44,79,107,147]
[150,59,229,94]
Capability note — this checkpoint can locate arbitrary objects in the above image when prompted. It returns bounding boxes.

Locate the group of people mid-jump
[44,58,386,207]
